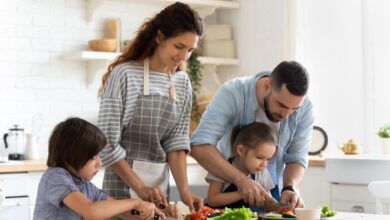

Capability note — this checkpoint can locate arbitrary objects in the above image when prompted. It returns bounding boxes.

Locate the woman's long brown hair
[98,2,203,97]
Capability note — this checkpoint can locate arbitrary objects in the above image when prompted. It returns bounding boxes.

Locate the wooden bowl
[88,38,117,52]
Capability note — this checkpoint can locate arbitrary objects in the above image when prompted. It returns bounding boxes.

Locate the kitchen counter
[308,155,325,167]
[0,156,325,173]
[0,160,47,173]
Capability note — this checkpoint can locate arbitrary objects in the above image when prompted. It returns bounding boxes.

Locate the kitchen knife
[263,201,292,212]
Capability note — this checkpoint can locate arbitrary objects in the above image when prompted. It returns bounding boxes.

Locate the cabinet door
[300,167,331,208]
[331,183,375,213]
[0,197,30,220]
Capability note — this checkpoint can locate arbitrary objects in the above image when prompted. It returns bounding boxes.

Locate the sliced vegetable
[281,213,296,218]
[265,213,283,219]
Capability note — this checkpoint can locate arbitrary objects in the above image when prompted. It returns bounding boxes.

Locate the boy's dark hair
[271,61,309,96]
[47,117,106,171]
[230,122,275,156]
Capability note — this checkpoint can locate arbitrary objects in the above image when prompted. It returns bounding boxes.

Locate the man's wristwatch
[281,185,295,193]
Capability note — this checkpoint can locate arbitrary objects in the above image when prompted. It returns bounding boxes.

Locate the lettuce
[209,207,256,220]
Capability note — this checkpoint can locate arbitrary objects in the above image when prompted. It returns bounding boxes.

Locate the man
[190,61,314,208]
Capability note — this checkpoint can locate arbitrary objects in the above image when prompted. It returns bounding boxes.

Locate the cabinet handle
[351,205,364,213]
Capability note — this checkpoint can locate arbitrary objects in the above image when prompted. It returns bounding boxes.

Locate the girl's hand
[136,185,169,208]
[161,203,180,219]
[180,190,204,213]
[131,199,165,220]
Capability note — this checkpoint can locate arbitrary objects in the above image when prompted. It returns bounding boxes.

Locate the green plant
[377,124,390,138]
[187,52,203,123]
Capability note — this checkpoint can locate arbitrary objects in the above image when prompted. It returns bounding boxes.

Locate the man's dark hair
[271,61,309,96]
[47,117,106,171]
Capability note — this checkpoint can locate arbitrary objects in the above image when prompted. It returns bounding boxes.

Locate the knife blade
[263,201,292,212]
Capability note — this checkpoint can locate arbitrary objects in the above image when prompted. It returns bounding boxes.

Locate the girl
[205,122,276,209]
[33,117,165,220]
[97,2,204,216]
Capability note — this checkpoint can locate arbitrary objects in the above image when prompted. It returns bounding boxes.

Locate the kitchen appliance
[3,125,26,160]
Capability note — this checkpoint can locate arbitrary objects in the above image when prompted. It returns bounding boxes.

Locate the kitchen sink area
[325,154,390,184]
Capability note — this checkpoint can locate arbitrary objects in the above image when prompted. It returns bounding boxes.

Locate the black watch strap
[281,185,295,193]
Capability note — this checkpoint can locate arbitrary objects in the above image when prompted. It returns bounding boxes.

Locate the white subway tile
[33,15,51,26]
[0,24,15,37]
[14,38,31,51]
[16,51,51,64]
[0,1,16,12]
[15,76,49,89]
[0,50,17,62]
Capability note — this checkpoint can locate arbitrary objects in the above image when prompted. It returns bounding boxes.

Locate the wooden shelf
[63,51,239,86]
[86,0,239,21]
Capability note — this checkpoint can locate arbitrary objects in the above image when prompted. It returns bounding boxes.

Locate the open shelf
[86,0,239,21]
[63,51,239,86]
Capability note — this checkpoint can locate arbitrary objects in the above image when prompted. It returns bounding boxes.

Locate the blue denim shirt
[191,71,314,188]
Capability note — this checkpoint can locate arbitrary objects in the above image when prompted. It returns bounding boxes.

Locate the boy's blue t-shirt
[33,167,107,220]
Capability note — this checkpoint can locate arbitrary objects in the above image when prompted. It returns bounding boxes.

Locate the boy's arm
[63,192,164,219]
[206,180,242,208]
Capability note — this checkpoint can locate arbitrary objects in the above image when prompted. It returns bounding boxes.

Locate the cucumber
[281,213,296,218]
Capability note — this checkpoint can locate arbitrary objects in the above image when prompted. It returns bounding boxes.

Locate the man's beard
[264,94,280,122]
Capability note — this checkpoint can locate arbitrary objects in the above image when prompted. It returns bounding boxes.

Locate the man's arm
[190,144,275,207]
[281,163,305,208]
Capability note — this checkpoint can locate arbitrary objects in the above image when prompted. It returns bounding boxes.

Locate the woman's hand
[161,203,180,218]
[135,185,169,209]
[180,189,204,213]
[131,199,166,220]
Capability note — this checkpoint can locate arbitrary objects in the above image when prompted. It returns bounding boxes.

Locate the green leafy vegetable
[321,205,336,217]
[210,207,256,220]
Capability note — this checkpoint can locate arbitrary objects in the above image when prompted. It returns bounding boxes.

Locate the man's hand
[236,176,277,207]
[281,190,304,208]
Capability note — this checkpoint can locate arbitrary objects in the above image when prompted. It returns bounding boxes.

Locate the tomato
[185,212,205,220]
[185,206,215,220]
[200,206,214,216]
[279,208,294,215]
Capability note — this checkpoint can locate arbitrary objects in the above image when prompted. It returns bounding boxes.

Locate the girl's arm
[63,192,165,220]
[207,180,242,208]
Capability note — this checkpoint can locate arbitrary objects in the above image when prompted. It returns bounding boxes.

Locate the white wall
[296,0,366,152]
[0,0,162,158]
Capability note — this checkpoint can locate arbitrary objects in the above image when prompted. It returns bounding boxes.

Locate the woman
[97,2,204,217]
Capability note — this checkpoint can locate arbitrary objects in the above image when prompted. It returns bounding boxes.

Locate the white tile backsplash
[0,0,164,157]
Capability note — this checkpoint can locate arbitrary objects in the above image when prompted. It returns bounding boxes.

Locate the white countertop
[325,153,390,161]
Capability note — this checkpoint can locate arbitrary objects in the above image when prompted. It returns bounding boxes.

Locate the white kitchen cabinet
[0,173,31,220]
[300,166,331,208]
[28,172,43,219]
[330,183,390,214]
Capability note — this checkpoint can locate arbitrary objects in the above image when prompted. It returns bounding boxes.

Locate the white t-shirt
[255,107,280,184]
[205,168,275,193]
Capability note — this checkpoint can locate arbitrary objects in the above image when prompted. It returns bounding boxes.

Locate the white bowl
[294,208,321,220]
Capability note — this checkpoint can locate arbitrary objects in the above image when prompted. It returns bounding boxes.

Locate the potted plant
[377,124,390,154]
[187,52,203,134]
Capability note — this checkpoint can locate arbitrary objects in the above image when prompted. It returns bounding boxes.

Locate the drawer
[332,200,376,214]
[331,184,374,203]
